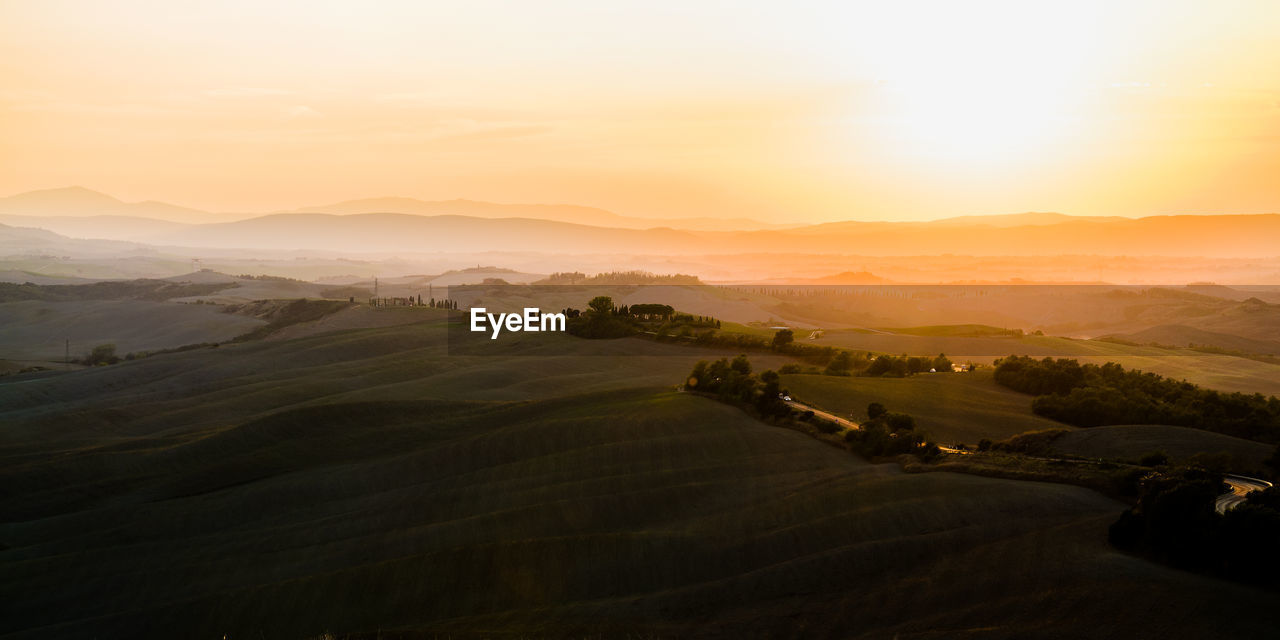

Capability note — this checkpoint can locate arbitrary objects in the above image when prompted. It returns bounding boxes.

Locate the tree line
[993,355,1280,442]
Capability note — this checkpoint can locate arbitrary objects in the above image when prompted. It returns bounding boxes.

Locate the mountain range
[1,187,1278,258]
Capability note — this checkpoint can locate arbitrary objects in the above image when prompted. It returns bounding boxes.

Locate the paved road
[779,398,1267,498]
[784,398,971,455]
[784,399,860,430]
[1216,474,1274,514]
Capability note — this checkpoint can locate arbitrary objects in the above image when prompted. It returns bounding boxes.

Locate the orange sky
[1,1,1278,222]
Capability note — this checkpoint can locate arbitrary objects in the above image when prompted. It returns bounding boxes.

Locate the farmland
[2,321,1277,638]
[780,369,1070,445]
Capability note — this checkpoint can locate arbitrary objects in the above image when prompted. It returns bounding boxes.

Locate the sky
[1,0,1278,223]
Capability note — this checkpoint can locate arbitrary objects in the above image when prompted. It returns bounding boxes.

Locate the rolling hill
[2,322,1276,638]
[1048,424,1275,473]
[288,196,788,231]
[151,212,708,254]
[780,369,1071,445]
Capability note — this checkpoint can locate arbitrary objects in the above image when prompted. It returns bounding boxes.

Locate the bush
[815,420,841,434]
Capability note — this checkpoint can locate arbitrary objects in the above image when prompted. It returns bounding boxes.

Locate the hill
[0,299,265,360]
[2,322,1276,638]
[151,212,708,253]
[0,214,191,241]
[780,369,1070,445]
[0,222,146,257]
[1103,324,1280,355]
[145,211,1280,258]
[0,186,211,222]
[1048,424,1274,473]
[289,196,787,232]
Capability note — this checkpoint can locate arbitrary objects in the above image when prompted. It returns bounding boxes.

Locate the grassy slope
[1,323,1277,639]
[781,369,1070,445]
[805,331,1280,396]
[0,300,266,360]
[1050,425,1275,472]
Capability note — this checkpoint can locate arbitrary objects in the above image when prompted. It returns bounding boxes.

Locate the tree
[84,343,119,366]
[867,402,887,420]
[731,354,752,376]
[885,412,916,432]
[865,355,892,377]
[932,353,952,372]
[587,296,614,315]
[772,328,794,349]
[825,351,855,376]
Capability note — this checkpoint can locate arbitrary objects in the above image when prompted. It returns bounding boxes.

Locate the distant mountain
[139,211,1280,258]
[0,222,150,256]
[0,188,788,234]
[4,188,1280,260]
[799,271,891,284]
[735,214,1280,258]
[0,214,190,241]
[287,196,790,231]
[930,212,1127,227]
[152,213,709,254]
[0,187,211,222]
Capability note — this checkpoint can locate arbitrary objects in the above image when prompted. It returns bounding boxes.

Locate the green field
[2,322,1277,638]
[781,369,1071,445]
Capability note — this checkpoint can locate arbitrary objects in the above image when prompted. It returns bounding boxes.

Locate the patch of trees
[863,353,953,377]
[1110,469,1280,589]
[618,303,674,320]
[843,402,939,459]
[994,355,1280,442]
[565,296,638,339]
[684,355,789,417]
[562,297,723,339]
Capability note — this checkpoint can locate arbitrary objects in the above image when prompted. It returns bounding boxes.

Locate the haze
[3,0,1279,223]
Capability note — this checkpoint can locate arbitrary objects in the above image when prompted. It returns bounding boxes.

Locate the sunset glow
[2,1,1279,221]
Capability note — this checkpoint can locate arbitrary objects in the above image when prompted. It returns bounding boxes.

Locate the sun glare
[848,2,1102,167]
[879,76,1084,164]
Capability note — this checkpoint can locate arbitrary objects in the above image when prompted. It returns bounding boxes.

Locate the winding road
[783,398,971,454]
[1216,475,1274,514]
[784,399,860,430]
